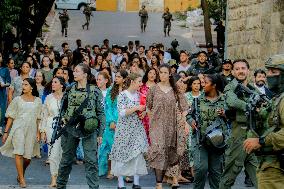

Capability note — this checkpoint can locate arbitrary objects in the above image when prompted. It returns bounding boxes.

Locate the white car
[55,0,96,11]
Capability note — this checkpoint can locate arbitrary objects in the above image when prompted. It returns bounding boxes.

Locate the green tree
[208,0,227,21]
[0,0,55,51]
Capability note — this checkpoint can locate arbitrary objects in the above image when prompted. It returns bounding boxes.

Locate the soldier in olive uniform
[56,63,105,189]
[187,74,228,189]
[138,5,148,32]
[244,54,284,189]
[162,7,173,37]
[219,59,259,189]
[206,42,222,73]
[59,9,70,37]
[220,59,234,85]
[187,51,213,76]
[82,4,92,30]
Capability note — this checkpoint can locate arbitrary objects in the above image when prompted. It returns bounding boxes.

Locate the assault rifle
[50,91,68,145]
[235,83,270,137]
[50,83,91,145]
[193,98,201,144]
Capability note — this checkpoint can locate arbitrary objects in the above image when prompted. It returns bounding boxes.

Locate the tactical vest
[199,95,227,136]
[258,93,284,154]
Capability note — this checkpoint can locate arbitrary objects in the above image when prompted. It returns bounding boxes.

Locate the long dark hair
[62,67,74,83]
[204,74,225,93]
[186,76,201,92]
[59,54,69,68]
[110,70,128,101]
[151,54,160,67]
[140,57,150,72]
[22,78,39,97]
[142,68,158,84]
[52,76,66,92]
[94,54,103,67]
[26,55,38,69]
[40,55,53,69]
[159,64,180,106]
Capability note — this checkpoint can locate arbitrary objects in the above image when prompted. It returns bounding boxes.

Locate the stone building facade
[226,0,284,69]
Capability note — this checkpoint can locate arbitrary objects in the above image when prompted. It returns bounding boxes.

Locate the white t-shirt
[177,64,191,73]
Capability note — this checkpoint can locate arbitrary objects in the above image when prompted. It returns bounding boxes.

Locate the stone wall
[227,0,284,69]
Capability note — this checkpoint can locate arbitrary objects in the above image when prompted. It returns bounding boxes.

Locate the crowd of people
[0,37,283,189]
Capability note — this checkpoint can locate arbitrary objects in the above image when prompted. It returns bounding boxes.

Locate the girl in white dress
[110,73,148,189]
[40,76,65,187]
[0,78,42,188]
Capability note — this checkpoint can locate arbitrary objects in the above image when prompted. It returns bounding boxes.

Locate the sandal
[18,179,27,188]
[124,176,133,183]
[156,183,163,189]
[106,174,114,179]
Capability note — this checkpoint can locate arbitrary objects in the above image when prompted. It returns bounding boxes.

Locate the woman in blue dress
[0,52,11,136]
[98,70,128,178]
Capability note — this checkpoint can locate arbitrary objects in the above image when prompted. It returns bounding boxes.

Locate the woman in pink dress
[139,68,158,144]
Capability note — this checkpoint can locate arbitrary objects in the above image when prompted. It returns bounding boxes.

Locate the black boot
[244,176,253,187]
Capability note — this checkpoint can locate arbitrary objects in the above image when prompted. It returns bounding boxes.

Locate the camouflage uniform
[254,54,284,189]
[186,62,213,76]
[162,11,172,36]
[56,84,105,189]
[207,51,222,72]
[139,7,148,32]
[220,73,234,86]
[219,79,259,189]
[187,94,228,189]
[59,12,70,37]
[82,5,92,30]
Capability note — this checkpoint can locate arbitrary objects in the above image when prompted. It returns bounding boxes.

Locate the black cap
[206,42,213,48]
[171,64,178,69]
[222,59,233,65]
[112,44,118,48]
[197,51,207,56]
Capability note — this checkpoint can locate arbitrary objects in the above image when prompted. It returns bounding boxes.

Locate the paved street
[0,10,252,189]
[0,152,252,189]
[48,10,199,53]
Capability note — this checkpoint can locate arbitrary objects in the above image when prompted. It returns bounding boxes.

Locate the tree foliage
[208,0,227,21]
[0,0,22,32]
[0,0,55,51]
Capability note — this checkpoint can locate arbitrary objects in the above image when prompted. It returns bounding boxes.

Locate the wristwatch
[259,136,265,146]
